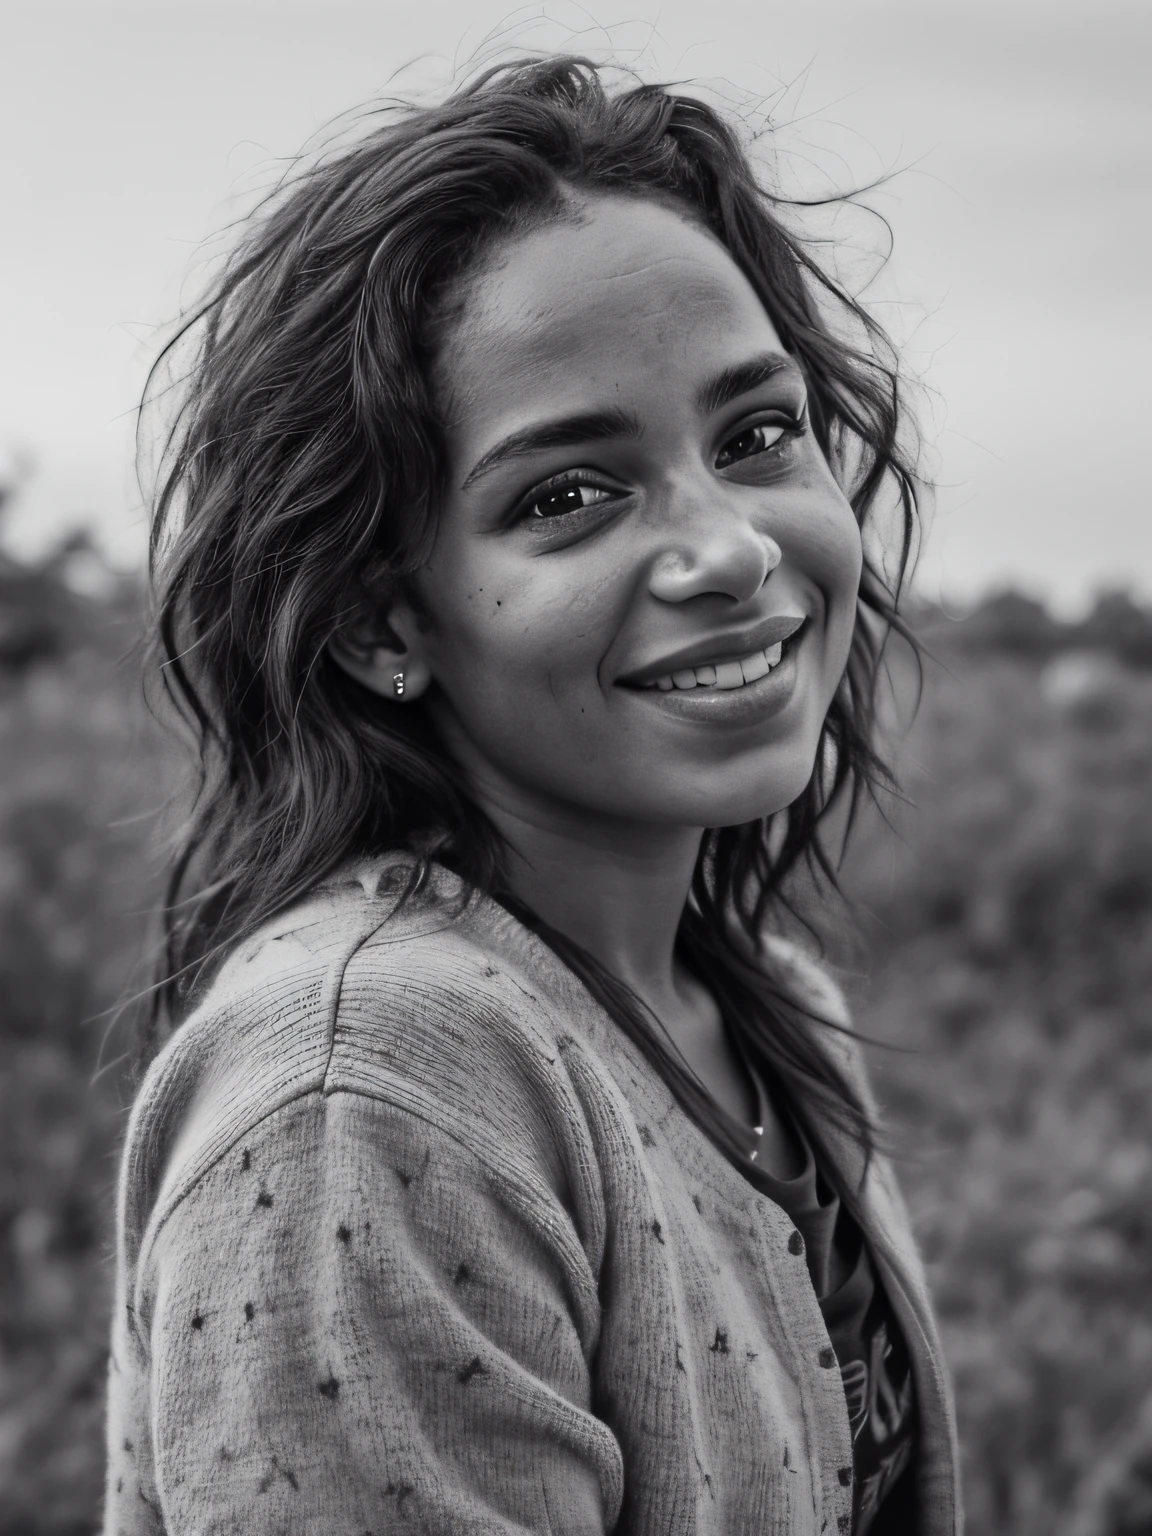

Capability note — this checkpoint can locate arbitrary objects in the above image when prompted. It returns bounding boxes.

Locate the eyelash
[515,407,809,526]
[714,409,808,469]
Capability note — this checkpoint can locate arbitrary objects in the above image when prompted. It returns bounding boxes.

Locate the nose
[646,492,782,606]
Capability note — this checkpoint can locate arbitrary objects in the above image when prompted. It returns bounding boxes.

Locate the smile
[615,613,805,691]
[624,630,804,727]
[644,640,786,692]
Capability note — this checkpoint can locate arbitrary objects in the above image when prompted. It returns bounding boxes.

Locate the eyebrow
[459,353,799,492]
[460,407,641,491]
[695,353,798,415]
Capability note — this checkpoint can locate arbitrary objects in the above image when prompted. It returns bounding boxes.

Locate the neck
[479,794,703,1010]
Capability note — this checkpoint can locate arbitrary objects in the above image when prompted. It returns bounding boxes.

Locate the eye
[524,480,617,520]
[715,421,790,469]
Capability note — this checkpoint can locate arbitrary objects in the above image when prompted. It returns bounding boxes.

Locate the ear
[327,601,433,703]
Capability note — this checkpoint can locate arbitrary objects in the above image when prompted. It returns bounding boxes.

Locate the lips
[616,614,807,691]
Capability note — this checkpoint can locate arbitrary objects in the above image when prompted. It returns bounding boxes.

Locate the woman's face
[413,194,863,833]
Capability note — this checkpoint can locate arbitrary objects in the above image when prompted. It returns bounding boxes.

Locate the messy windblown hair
[145,55,921,1164]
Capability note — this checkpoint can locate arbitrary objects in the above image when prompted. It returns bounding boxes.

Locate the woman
[105,57,960,1535]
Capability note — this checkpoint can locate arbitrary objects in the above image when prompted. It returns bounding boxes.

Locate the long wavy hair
[145,55,921,1167]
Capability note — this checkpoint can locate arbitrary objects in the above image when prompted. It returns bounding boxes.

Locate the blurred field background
[3,1,1149,1530]
[2,478,1150,1536]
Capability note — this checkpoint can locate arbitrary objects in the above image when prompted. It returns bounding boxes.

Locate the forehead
[438,195,785,428]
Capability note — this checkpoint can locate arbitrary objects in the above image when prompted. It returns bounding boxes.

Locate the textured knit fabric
[103,855,961,1536]
[736,1100,917,1535]
[655,1042,918,1529]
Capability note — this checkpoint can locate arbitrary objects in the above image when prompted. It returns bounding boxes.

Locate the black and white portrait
[2,4,1148,1534]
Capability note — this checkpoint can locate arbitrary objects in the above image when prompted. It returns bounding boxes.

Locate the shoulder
[122,857,588,1246]
[149,853,569,1105]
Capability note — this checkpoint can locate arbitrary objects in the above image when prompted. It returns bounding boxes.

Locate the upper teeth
[646,642,785,692]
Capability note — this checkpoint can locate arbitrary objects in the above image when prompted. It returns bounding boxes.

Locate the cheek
[786,481,863,631]
[418,538,612,706]
[820,501,864,621]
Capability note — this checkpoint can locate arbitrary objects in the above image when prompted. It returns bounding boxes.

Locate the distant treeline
[0,535,140,676]
[914,588,1152,669]
[3,530,1152,676]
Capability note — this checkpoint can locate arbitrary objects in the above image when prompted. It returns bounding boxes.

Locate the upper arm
[110,1090,623,1535]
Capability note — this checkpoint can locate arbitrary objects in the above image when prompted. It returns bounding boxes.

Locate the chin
[647,740,821,830]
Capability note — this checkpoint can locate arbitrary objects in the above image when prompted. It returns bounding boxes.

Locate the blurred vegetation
[1,500,1151,1534]
[0,514,170,1536]
[842,605,1152,1536]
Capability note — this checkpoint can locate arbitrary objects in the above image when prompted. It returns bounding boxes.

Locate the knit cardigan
[103,856,961,1536]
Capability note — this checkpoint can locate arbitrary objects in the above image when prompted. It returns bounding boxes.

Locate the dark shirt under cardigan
[104,856,961,1535]
[698,1051,918,1534]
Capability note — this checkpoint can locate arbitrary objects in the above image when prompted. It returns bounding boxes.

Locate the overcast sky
[1,0,1147,613]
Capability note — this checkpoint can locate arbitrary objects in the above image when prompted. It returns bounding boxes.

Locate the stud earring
[392,671,405,699]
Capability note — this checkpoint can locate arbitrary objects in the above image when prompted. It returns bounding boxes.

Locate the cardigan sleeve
[104,1087,624,1535]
